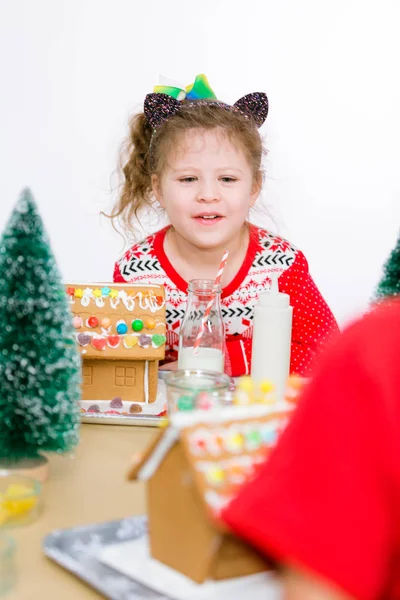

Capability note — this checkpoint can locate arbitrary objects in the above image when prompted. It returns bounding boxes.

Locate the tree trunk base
[0,455,49,482]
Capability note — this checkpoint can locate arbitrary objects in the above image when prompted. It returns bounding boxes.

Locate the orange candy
[143,316,156,330]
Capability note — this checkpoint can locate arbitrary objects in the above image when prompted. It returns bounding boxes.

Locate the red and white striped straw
[193,250,229,354]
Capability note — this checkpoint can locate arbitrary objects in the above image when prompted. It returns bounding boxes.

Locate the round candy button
[143,316,156,330]
[72,316,83,329]
[116,322,128,335]
[101,317,112,328]
[132,319,144,332]
[87,316,99,328]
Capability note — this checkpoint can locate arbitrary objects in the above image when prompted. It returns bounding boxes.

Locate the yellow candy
[229,433,243,449]
[109,289,119,299]
[206,466,225,485]
[93,288,102,298]
[1,484,37,518]
[237,376,254,392]
[259,380,274,393]
[124,334,138,348]
[74,288,83,298]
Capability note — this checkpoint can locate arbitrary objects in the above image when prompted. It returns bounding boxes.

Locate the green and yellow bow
[153,73,217,101]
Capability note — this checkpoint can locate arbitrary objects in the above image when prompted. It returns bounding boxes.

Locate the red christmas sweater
[113,224,339,377]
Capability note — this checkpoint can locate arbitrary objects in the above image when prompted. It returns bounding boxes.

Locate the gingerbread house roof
[128,404,293,520]
[65,283,166,361]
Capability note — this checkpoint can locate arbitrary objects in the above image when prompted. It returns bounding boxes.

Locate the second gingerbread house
[65,283,166,413]
[128,404,293,582]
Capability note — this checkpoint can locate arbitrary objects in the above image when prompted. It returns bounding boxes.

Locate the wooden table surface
[7,424,156,600]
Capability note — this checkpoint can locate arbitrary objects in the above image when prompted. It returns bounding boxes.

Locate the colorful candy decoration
[101,317,112,328]
[67,287,75,297]
[116,320,128,335]
[152,334,166,348]
[91,337,107,351]
[226,431,244,453]
[234,376,276,405]
[107,335,120,349]
[245,429,263,450]
[110,397,123,408]
[87,316,99,328]
[0,483,38,524]
[74,288,84,298]
[196,391,213,411]
[101,286,111,297]
[132,319,144,332]
[109,289,119,299]
[72,315,83,329]
[87,404,100,412]
[129,403,142,414]
[77,333,91,347]
[143,316,156,330]
[177,394,194,411]
[205,465,225,486]
[124,334,138,348]
[138,334,151,348]
[93,288,102,298]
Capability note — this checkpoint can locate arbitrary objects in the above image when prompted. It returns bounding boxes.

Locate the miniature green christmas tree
[375,231,400,300]
[0,189,81,465]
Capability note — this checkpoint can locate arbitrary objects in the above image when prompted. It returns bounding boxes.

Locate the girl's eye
[221,177,237,183]
[180,177,197,183]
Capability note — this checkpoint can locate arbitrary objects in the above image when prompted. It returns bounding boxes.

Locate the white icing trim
[137,427,179,480]
[170,403,293,430]
[144,361,149,404]
[239,340,249,375]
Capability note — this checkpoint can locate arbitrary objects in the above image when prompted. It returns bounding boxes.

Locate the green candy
[246,430,262,448]
[131,319,143,332]
[177,395,194,411]
[152,334,166,348]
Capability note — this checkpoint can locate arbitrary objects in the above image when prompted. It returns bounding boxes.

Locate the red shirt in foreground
[223,300,400,600]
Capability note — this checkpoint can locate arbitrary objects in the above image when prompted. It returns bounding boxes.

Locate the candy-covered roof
[128,405,292,521]
[65,283,166,361]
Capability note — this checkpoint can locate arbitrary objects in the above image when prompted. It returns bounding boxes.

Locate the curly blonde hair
[110,101,265,238]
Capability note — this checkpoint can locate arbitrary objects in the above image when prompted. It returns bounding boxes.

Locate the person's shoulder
[252,224,299,252]
[344,299,400,346]
[251,224,305,270]
[319,299,400,382]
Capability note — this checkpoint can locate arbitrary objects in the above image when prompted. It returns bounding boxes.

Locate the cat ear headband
[144,74,269,130]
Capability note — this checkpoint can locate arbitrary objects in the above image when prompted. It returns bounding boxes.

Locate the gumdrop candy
[92,337,107,351]
[152,334,166,348]
[139,334,152,348]
[77,333,91,347]
[177,394,194,411]
[87,404,100,412]
[110,397,123,408]
[129,403,142,413]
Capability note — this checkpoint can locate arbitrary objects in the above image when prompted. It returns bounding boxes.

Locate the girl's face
[152,128,260,251]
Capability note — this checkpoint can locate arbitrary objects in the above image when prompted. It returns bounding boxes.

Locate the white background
[1,0,399,326]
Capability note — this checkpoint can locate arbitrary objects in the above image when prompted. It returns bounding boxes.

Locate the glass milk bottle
[178,279,225,373]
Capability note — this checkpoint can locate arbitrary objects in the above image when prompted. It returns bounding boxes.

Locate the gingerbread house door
[82,360,145,401]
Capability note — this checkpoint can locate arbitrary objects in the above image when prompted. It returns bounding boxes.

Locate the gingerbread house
[128,404,292,583]
[65,283,166,412]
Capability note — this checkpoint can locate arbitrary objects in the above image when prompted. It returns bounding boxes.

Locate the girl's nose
[196,180,220,203]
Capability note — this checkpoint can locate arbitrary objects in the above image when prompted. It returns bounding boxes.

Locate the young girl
[112,74,339,377]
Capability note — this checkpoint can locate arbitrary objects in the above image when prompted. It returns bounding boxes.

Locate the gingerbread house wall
[211,534,267,580]
[82,358,159,403]
[148,442,221,584]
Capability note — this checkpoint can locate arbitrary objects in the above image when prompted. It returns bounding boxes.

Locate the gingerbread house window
[114,366,136,387]
[82,365,93,386]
